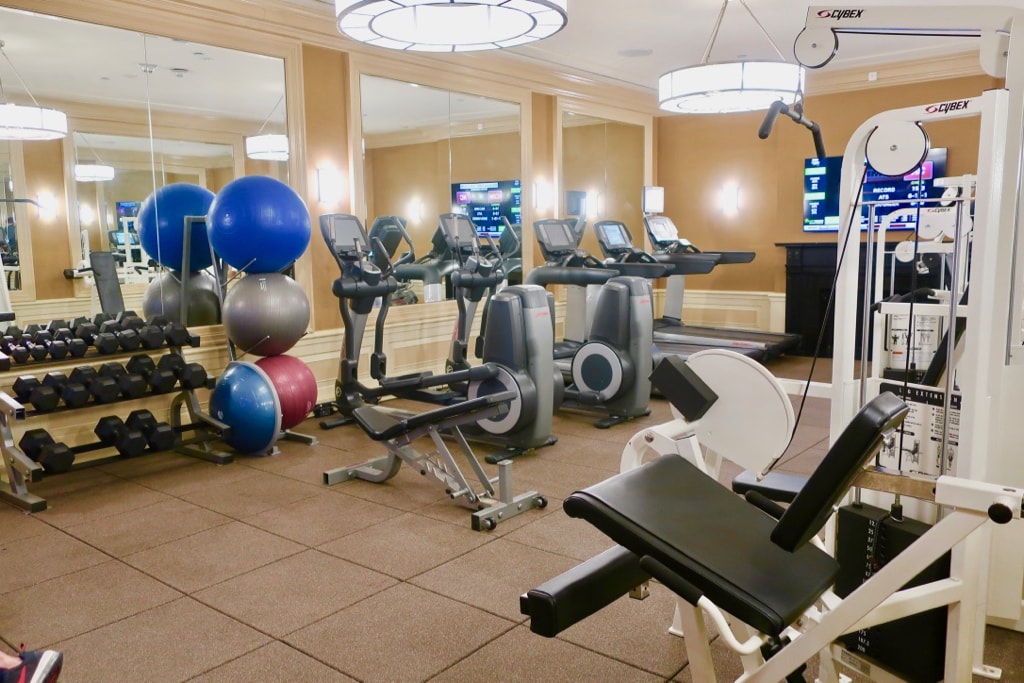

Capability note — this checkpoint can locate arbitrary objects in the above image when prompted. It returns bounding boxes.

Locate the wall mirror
[359,73,521,302]
[0,4,287,319]
[560,110,645,259]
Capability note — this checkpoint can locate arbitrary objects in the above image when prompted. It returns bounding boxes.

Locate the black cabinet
[779,242,942,358]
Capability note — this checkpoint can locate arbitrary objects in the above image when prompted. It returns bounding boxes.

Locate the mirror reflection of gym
[359,74,521,303]
[0,4,287,320]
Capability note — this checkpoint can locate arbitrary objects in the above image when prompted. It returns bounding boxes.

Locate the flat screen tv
[450,179,521,238]
[116,201,140,219]
[803,148,948,232]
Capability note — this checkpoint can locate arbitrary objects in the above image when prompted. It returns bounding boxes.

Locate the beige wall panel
[657,74,998,294]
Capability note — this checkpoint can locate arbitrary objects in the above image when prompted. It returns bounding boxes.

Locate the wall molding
[653,289,786,334]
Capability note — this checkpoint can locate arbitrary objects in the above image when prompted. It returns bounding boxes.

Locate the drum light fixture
[658,0,803,114]
[334,0,568,52]
[0,40,67,140]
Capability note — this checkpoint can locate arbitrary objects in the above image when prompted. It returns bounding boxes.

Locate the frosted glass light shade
[74,164,115,182]
[335,0,568,52]
[245,134,289,161]
[659,62,804,114]
[0,103,67,140]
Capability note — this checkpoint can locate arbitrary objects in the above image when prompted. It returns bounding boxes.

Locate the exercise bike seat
[563,391,908,637]
[352,390,516,441]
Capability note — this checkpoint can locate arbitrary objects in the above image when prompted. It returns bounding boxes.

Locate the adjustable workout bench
[522,390,1023,681]
[325,391,546,531]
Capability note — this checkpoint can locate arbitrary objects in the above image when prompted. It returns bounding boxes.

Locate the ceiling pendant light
[659,0,803,115]
[0,40,67,140]
[246,95,289,161]
[335,1,568,53]
[73,163,116,182]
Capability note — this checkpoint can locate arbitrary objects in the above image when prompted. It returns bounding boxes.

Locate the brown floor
[0,357,1020,682]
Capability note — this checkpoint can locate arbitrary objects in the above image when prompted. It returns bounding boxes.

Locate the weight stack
[835,503,951,683]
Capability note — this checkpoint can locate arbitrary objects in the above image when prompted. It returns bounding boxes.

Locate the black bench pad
[352,391,514,441]
[521,545,650,637]
[564,454,839,637]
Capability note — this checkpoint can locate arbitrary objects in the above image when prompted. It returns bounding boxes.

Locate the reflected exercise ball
[222,272,309,356]
[142,270,221,326]
[137,183,215,271]
[207,175,310,273]
[256,354,318,430]
[209,361,281,455]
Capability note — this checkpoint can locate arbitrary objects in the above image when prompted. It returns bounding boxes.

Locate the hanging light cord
[0,40,44,107]
[700,0,788,65]
[77,132,109,166]
[255,95,285,135]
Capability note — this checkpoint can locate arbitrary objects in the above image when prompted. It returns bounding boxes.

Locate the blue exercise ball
[209,361,281,455]
[207,175,310,273]
[137,183,216,271]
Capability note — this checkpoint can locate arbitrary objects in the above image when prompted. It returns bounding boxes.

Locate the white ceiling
[322,0,1024,91]
[2,1,1022,139]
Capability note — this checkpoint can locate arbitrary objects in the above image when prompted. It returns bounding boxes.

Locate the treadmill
[592,220,762,361]
[643,215,801,359]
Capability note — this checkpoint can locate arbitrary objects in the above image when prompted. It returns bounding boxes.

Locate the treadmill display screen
[536,221,576,251]
[646,216,678,244]
[601,223,629,247]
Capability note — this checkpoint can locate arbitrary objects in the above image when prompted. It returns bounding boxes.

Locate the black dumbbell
[98,361,147,399]
[18,429,74,474]
[4,325,23,341]
[52,328,88,358]
[30,329,69,360]
[175,362,209,390]
[69,366,119,404]
[137,325,166,350]
[1,336,30,363]
[118,313,145,331]
[12,375,60,412]
[126,409,179,451]
[127,354,177,394]
[73,318,100,345]
[18,331,51,361]
[162,322,192,348]
[94,416,147,458]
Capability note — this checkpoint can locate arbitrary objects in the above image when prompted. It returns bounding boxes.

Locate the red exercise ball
[255,354,318,430]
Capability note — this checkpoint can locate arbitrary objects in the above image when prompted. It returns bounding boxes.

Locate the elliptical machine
[316,213,546,530]
[437,213,558,462]
[528,219,668,428]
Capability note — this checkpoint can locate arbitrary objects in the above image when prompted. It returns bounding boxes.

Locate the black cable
[764,164,870,475]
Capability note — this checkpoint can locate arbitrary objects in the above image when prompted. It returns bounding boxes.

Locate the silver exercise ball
[222,272,310,357]
[142,270,221,326]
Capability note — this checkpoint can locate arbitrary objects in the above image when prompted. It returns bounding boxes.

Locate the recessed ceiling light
[619,48,653,58]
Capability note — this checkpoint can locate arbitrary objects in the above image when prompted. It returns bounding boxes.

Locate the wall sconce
[719,182,740,216]
[533,180,553,212]
[316,166,344,205]
[408,198,424,223]
[36,192,57,221]
[586,190,602,220]
[79,204,95,226]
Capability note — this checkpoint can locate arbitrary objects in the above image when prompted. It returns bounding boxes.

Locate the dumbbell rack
[0,338,234,512]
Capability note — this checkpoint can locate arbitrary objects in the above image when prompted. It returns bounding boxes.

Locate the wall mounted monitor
[116,201,140,219]
[803,148,948,232]
[450,179,521,239]
[565,190,587,217]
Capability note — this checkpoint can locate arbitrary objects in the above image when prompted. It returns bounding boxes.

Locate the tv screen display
[116,201,140,219]
[803,148,948,232]
[450,179,521,238]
